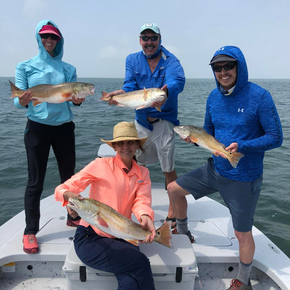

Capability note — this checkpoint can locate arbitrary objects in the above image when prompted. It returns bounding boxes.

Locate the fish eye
[157,231,161,236]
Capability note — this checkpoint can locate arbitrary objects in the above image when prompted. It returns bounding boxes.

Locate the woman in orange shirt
[55,121,156,289]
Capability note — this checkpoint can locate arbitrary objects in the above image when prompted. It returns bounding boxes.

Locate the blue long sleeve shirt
[205,46,283,182]
[122,46,185,131]
[14,19,77,126]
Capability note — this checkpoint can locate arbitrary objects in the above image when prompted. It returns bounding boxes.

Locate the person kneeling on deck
[167,46,283,290]
[55,121,157,290]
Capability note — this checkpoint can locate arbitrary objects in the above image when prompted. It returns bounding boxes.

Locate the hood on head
[210,46,248,95]
[35,19,64,60]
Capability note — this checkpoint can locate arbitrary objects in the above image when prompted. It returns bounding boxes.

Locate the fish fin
[9,81,23,99]
[143,87,147,101]
[155,107,161,112]
[136,105,146,110]
[61,93,72,100]
[100,92,110,101]
[190,137,198,144]
[125,239,139,246]
[32,100,42,106]
[154,222,173,248]
[97,216,109,228]
[228,152,244,168]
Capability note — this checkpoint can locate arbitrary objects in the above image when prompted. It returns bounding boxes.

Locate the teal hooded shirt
[14,20,77,126]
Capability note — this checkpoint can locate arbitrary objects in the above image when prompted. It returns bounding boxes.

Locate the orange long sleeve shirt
[54,153,154,238]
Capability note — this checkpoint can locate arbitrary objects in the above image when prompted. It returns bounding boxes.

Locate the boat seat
[63,234,198,290]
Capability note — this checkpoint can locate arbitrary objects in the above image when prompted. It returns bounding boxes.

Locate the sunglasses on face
[115,140,137,147]
[140,35,159,42]
[212,62,236,72]
[40,33,60,41]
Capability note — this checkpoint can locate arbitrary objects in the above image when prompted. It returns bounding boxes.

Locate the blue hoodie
[205,46,283,182]
[14,20,77,126]
[122,46,185,131]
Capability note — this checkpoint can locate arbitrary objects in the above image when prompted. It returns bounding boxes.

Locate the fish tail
[9,81,23,99]
[154,221,172,248]
[155,107,161,112]
[100,92,110,101]
[229,152,244,168]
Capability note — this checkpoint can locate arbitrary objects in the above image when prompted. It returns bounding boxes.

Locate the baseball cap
[209,54,237,65]
[140,23,160,34]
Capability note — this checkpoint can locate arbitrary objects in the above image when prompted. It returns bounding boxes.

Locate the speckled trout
[100,88,166,111]
[68,197,172,248]
[174,125,244,168]
[9,81,95,106]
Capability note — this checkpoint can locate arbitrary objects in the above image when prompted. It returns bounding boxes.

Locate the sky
[1,0,289,79]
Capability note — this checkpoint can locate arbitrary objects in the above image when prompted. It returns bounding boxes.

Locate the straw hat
[101,122,147,148]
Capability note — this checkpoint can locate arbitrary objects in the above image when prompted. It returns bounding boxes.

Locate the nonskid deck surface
[0,183,289,289]
[0,261,281,290]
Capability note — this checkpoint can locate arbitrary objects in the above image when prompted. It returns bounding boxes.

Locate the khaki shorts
[135,120,175,173]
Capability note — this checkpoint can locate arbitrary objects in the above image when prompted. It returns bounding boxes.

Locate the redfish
[174,125,244,168]
[9,81,95,106]
[68,197,172,248]
[100,88,166,111]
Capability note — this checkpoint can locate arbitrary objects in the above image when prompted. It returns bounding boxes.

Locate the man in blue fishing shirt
[167,46,283,289]
[106,23,185,227]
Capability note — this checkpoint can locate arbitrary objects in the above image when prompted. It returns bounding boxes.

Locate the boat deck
[0,183,289,289]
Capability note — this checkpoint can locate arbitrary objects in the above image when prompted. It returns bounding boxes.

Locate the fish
[100,88,166,111]
[68,197,172,248]
[9,81,95,106]
[174,125,244,168]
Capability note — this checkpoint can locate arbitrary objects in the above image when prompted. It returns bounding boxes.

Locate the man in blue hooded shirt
[14,20,84,254]
[167,46,283,289]
[105,23,185,206]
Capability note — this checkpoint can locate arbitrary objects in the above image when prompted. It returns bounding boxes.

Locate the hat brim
[101,136,147,148]
[209,55,237,65]
[39,29,61,38]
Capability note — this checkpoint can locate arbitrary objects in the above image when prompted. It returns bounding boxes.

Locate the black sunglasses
[40,33,60,41]
[140,35,159,42]
[212,62,236,72]
[115,140,137,147]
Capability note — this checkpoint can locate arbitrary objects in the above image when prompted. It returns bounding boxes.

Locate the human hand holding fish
[63,191,83,219]
[139,214,156,244]
[106,89,126,106]
[18,90,33,107]
[151,85,167,108]
[71,95,85,105]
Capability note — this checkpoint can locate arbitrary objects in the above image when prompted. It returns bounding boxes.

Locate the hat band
[113,135,138,140]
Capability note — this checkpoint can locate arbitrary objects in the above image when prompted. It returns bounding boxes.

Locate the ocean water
[0,77,289,258]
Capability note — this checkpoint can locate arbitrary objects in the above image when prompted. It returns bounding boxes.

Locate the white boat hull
[1,182,289,289]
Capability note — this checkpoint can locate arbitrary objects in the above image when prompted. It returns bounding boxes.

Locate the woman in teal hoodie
[14,20,84,254]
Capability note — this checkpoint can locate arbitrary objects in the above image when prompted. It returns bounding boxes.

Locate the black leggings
[24,119,76,234]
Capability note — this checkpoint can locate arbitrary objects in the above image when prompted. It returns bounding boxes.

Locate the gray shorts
[135,120,175,173]
[176,158,262,232]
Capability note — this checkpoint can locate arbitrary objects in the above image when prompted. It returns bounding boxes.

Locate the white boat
[1,144,289,290]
